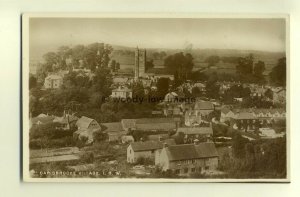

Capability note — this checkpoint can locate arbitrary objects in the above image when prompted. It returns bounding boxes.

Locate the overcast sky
[29,17,286,61]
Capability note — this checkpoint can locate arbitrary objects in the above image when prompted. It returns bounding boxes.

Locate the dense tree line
[269,57,286,86]
[220,132,286,178]
[30,122,76,149]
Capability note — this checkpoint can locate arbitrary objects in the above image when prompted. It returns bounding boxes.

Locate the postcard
[22,13,289,182]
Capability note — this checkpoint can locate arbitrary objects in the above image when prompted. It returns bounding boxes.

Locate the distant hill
[109,45,285,73]
[30,43,285,74]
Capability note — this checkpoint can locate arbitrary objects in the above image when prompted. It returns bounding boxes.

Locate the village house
[231,112,258,131]
[220,107,236,123]
[53,111,78,130]
[184,110,202,126]
[185,100,215,126]
[127,141,164,163]
[73,116,101,144]
[164,92,179,103]
[176,126,213,143]
[44,74,63,89]
[101,122,127,142]
[250,86,266,98]
[111,86,133,98]
[272,88,286,104]
[112,76,130,85]
[127,139,176,164]
[121,135,135,144]
[121,119,137,132]
[163,104,183,117]
[156,141,219,176]
[225,108,285,121]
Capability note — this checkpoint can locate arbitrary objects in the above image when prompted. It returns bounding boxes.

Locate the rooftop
[130,141,163,152]
[177,127,213,135]
[165,142,218,161]
[102,122,124,133]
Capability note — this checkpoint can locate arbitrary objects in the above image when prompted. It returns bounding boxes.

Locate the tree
[253,61,266,83]
[236,54,254,76]
[174,132,185,144]
[164,52,194,81]
[264,88,273,100]
[115,62,120,70]
[232,132,249,159]
[110,60,116,71]
[190,71,208,82]
[156,77,170,99]
[253,61,265,77]
[92,67,112,96]
[206,72,220,99]
[30,122,75,149]
[29,74,37,89]
[42,52,60,72]
[145,59,154,71]
[269,57,286,86]
[132,81,145,98]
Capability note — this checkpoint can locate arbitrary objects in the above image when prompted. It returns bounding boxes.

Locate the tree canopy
[270,57,286,86]
[164,52,194,81]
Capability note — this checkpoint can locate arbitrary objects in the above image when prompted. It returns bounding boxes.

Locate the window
[191,168,195,173]
[175,169,180,174]
[184,168,188,173]
[199,167,202,172]
[205,166,209,170]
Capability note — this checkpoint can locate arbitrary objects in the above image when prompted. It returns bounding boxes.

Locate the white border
[22,13,290,183]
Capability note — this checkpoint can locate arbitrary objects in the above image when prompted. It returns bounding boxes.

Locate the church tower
[134,47,139,80]
[134,47,147,80]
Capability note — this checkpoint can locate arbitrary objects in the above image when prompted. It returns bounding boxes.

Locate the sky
[29,17,286,62]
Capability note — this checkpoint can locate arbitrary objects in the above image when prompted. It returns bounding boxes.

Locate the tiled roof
[102,122,124,132]
[232,108,286,115]
[148,134,169,141]
[177,127,213,135]
[162,139,176,146]
[135,118,176,131]
[235,112,256,120]
[130,141,163,152]
[45,74,63,80]
[76,116,96,129]
[136,118,177,124]
[166,143,218,161]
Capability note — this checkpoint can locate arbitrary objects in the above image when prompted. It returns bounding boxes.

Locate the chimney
[193,139,199,145]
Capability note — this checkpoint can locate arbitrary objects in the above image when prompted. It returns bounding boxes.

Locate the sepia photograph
[22,14,289,182]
